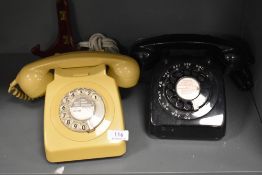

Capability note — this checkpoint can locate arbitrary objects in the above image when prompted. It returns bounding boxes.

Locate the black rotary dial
[157,62,218,120]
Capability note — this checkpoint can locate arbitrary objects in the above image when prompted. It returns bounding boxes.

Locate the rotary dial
[59,88,105,132]
[157,62,217,120]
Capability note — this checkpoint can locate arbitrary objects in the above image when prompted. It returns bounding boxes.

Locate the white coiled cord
[78,33,119,53]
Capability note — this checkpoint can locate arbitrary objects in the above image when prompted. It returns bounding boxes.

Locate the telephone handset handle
[131,34,254,69]
[131,34,254,90]
[8,51,140,100]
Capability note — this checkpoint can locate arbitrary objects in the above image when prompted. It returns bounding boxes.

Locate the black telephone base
[147,123,226,140]
[146,57,226,140]
[131,34,252,140]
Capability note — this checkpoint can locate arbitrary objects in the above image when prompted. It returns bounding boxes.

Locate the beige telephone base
[44,64,126,162]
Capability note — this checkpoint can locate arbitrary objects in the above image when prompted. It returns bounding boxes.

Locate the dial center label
[176,77,200,100]
[70,97,95,121]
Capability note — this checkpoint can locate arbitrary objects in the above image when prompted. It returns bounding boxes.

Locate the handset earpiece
[131,47,157,71]
[107,58,140,88]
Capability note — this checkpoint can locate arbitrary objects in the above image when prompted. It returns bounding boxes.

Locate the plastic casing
[11,52,139,162]
[14,51,140,99]
[44,65,126,162]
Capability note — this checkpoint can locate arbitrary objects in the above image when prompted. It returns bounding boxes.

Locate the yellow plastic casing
[44,64,126,162]
[11,51,140,99]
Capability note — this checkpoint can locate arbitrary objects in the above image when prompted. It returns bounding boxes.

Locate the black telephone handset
[132,34,254,90]
[131,34,254,139]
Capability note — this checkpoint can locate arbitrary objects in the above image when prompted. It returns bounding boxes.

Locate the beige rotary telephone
[8,51,140,162]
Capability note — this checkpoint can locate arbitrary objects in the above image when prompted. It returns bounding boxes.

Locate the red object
[31,0,78,57]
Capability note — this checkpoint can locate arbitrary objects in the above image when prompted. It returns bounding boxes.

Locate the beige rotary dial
[59,88,105,132]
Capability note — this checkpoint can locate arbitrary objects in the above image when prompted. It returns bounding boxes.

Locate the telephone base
[44,65,127,162]
[146,56,226,140]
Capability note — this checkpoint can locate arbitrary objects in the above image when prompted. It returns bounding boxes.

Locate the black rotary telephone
[131,34,254,140]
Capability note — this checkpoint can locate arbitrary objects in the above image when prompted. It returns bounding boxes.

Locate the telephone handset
[9,51,139,100]
[8,51,140,162]
[132,34,254,90]
[131,34,254,139]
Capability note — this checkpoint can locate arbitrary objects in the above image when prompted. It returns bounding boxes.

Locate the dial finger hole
[191,70,198,77]
[166,82,173,89]
[62,96,70,103]
[169,76,176,84]
[92,94,98,100]
[184,102,193,111]
[198,75,205,82]
[60,105,66,112]
[81,124,89,131]
[183,69,190,76]
[175,100,184,109]
[65,119,71,126]
[173,71,183,78]
[166,89,174,98]
[60,112,67,118]
[72,123,78,129]
[169,96,177,103]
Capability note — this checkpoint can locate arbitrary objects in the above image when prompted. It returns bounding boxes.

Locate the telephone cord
[78,33,119,53]
[8,80,33,101]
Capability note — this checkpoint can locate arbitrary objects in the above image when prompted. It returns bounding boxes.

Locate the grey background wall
[243,0,262,116]
[0,0,245,53]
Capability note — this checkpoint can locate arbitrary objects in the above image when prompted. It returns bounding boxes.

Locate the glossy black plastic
[131,34,254,90]
[149,57,225,140]
[130,34,254,140]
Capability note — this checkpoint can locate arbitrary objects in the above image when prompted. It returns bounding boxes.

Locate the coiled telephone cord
[78,33,119,53]
[8,80,33,101]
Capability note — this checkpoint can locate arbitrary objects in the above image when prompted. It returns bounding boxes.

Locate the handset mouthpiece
[8,65,54,100]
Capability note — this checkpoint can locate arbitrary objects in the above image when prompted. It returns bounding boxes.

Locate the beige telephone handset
[8,51,140,162]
